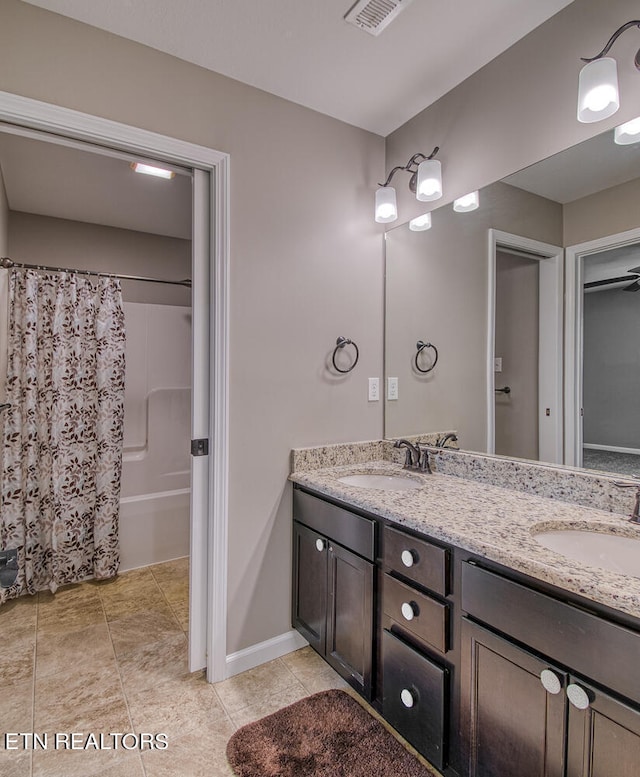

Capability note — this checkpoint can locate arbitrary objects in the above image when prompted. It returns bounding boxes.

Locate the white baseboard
[584,443,640,456]
[225,629,309,678]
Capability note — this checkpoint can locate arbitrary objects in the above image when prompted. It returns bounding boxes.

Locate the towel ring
[332,337,359,374]
[415,340,438,374]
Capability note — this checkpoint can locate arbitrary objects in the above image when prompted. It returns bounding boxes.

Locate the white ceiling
[23,0,574,137]
[0,131,192,239]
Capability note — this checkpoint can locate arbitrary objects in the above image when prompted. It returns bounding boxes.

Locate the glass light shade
[615,116,640,144]
[375,186,398,223]
[453,191,479,212]
[409,213,432,231]
[577,57,620,123]
[416,158,442,202]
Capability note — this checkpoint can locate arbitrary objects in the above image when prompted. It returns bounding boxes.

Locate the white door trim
[565,226,640,468]
[0,90,230,682]
[487,229,563,463]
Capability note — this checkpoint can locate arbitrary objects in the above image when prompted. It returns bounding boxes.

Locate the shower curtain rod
[0,257,192,288]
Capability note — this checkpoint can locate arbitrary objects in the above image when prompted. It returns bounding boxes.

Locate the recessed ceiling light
[130,162,175,179]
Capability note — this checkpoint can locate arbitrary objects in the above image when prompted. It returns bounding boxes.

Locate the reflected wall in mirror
[384,126,640,478]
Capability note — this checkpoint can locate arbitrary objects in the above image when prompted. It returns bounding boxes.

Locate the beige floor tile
[127,670,228,738]
[35,622,117,680]
[100,583,171,622]
[149,557,189,586]
[37,594,105,638]
[0,595,38,632]
[117,633,189,696]
[213,658,302,715]
[0,678,33,735]
[107,609,182,656]
[32,746,144,777]
[280,645,329,675]
[34,664,125,730]
[141,719,236,777]
[167,599,189,631]
[227,681,309,729]
[156,577,188,605]
[294,663,349,695]
[0,639,36,685]
[0,748,31,777]
[92,568,156,595]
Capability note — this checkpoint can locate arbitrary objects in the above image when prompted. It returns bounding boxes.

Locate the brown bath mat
[226,688,437,777]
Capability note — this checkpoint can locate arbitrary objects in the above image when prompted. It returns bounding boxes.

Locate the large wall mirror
[384,125,640,478]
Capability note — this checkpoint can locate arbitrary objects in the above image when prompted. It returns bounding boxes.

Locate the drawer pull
[315,538,326,552]
[401,601,418,621]
[400,688,416,708]
[567,683,591,710]
[540,669,562,695]
[401,549,417,568]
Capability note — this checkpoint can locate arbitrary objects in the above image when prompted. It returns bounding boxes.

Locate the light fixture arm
[379,146,439,188]
[580,20,640,69]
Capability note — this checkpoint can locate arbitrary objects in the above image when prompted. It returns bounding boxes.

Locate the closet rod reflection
[0,257,191,287]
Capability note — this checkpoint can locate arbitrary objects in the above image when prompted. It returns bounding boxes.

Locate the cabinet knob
[401,601,418,621]
[540,669,562,695]
[315,538,326,552]
[566,683,591,710]
[401,549,416,568]
[400,688,416,708]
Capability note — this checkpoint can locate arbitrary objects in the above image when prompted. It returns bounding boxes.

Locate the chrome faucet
[614,481,640,524]
[394,439,432,473]
[435,432,458,449]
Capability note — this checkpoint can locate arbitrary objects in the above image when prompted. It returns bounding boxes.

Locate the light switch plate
[368,377,380,401]
[494,357,503,373]
[387,377,399,400]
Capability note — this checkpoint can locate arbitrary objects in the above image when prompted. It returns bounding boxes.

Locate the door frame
[486,229,563,463]
[565,225,640,468]
[0,90,230,682]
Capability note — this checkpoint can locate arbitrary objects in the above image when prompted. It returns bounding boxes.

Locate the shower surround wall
[8,210,192,573]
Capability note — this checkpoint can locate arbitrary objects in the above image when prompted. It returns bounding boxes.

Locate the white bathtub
[118,488,190,572]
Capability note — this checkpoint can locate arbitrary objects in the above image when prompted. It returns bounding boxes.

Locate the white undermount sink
[533,528,640,578]
[337,473,421,491]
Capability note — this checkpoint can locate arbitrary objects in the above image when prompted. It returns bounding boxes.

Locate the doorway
[566,227,640,476]
[0,90,230,680]
[487,229,563,464]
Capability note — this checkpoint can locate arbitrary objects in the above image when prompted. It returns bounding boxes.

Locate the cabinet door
[461,619,567,777]
[567,678,640,777]
[326,541,374,699]
[292,521,328,654]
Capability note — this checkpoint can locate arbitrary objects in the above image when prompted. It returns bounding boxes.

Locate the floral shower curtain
[0,270,126,602]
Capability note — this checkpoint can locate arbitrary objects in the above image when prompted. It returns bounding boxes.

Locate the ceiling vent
[344,0,415,37]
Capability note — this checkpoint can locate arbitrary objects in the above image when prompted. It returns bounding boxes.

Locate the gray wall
[384,182,561,450]
[583,289,640,449]
[0,0,384,654]
[8,212,192,306]
[494,251,539,460]
[0,167,7,255]
[0,167,8,401]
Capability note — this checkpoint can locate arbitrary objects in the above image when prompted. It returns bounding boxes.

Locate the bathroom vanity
[290,444,640,777]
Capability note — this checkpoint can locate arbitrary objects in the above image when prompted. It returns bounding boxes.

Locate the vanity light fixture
[130,162,175,179]
[409,213,432,231]
[375,147,441,223]
[577,20,640,123]
[453,191,479,213]
[614,116,640,144]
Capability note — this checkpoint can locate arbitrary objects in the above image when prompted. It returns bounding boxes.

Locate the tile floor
[1,558,441,777]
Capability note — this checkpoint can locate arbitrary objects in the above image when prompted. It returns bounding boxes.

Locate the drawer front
[462,562,640,705]
[293,488,376,561]
[383,574,448,653]
[382,629,447,770]
[384,525,449,595]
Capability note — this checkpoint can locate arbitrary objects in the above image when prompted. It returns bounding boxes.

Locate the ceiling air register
[344,0,415,36]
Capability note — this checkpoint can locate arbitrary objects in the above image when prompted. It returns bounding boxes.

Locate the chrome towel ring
[332,337,359,374]
[415,340,438,373]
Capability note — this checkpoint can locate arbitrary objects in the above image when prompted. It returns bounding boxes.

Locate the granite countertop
[290,459,640,621]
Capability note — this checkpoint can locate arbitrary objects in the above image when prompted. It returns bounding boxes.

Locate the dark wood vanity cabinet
[380,525,453,772]
[292,486,640,777]
[460,561,640,777]
[292,488,375,699]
